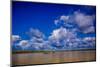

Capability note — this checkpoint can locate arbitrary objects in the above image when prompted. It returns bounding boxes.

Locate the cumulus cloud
[54,15,74,28]
[82,37,96,48]
[83,37,95,41]
[12,35,22,50]
[12,35,21,43]
[82,26,95,33]
[74,12,94,27]
[60,15,70,21]
[49,27,67,40]
[54,19,59,25]
[74,37,96,49]
[49,27,76,40]
[18,40,30,50]
[12,28,48,50]
[30,37,44,43]
[12,11,96,51]
[48,27,78,49]
[54,15,69,25]
[39,10,95,50]
[27,28,45,38]
[30,38,45,50]
[17,38,50,50]
[54,11,95,34]
[27,28,48,50]
[23,28,53,50]
[83,37,96,46]
[12,28,96,50]
[29,38,53,50]
[74,11,95,33]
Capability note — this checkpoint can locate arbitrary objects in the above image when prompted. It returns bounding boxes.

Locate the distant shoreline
[12,49,96,54]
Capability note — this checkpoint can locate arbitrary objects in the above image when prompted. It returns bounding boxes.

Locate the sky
[12,1,96,51]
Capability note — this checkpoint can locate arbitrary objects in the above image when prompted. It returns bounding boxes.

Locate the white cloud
[48,25,95,49]
[30,37,44,43]
[49,27,68,40]
[54,19,59,25]
[54,15,71,27]
[82,26,95,33]
[12,35,21,42]
[18,40,30,50]
[74,11,95,33]
[25,28,53,50]
[49,27,77,48]
[30,38,52,50]
[27,28,45,38]
[83,37,95,42]
[60,15,69,21]
[12,11,96,50]
[75,37,95,48]
[31,42,44,49]
[48,28,96,49]
[49,27,77,40]
[75,15,94,27]
[54,11,95,34]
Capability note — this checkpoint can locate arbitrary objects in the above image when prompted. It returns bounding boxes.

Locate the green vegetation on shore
[12,48,96,54]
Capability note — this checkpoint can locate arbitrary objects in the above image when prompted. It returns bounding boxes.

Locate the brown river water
[12,50,96,66]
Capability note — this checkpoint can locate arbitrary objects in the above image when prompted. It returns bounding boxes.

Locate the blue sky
[12,1,96,51]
